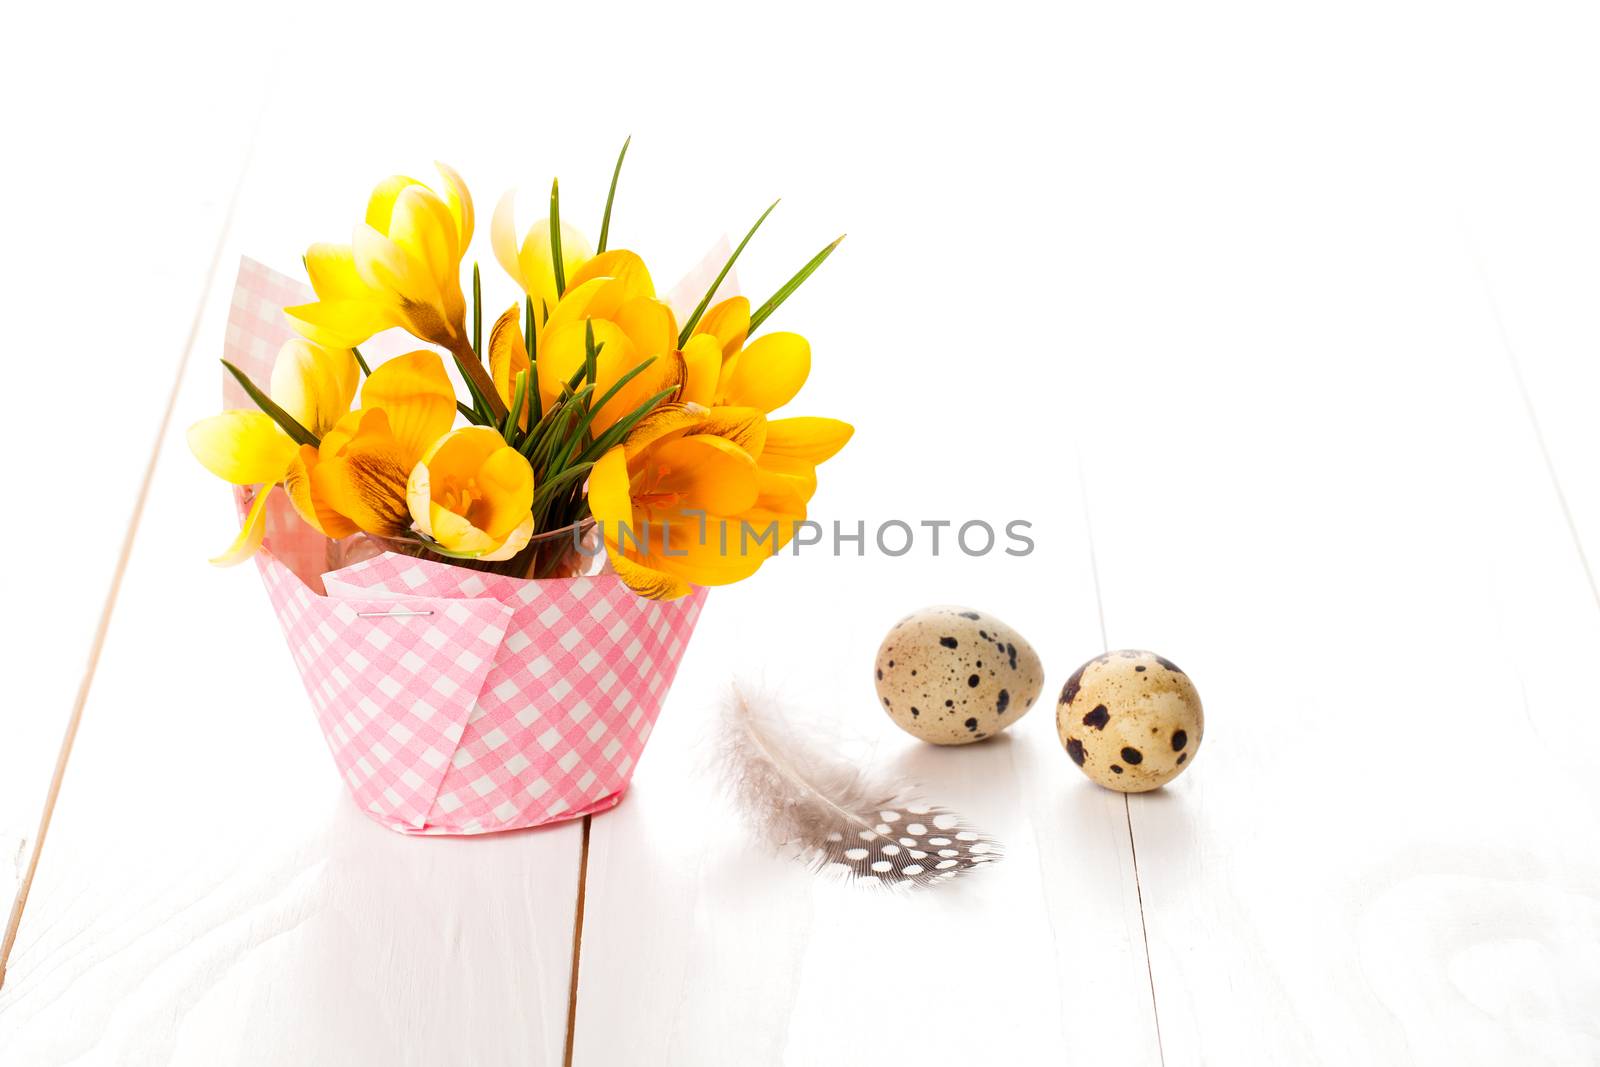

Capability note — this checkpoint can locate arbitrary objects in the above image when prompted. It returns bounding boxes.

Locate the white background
[3,1,1599,1064]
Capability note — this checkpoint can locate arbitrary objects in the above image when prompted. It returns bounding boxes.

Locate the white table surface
[4,3,1599,1064]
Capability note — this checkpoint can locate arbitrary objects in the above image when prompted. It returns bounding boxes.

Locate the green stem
[524,295,543,425]
[597,135,631,254]
[447,336,507,423]
[222,360,319,446]
[678,199,780,346]
[549,179,566,297]
[503,370,529,440]
[472,262,483,357]
[583,321,598,411]
[748,234,846,333]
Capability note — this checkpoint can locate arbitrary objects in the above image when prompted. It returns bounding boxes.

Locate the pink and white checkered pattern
[222,258,706,835]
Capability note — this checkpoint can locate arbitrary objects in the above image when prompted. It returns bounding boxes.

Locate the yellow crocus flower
[491,190,593,330]
[676,298,846,512]
[749,415,854,512]
[680,298,810,414]
[310,351,459,538]
[407,427,536,561]
[187,339,360,564]
[587,403,849,599]
[487,304,533,432]
[284,164,505,418]
[533,250,686,436]
[270,337,361,437]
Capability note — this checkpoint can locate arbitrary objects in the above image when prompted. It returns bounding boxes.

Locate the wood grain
[1069,183,1600,1064]
[0,7,264,910]
[6,4,1600,1064]
[0,237,588,1063]
[571,485,1162,1065]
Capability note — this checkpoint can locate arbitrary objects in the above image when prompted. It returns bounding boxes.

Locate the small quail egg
[875,606,1044,745]
[1057,649,1202,792]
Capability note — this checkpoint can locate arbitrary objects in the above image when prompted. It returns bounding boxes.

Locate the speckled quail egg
[1057,649,1202,792]
[875,606,1044,745]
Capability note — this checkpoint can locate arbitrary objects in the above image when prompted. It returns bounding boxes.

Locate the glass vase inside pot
[326,519,604,582]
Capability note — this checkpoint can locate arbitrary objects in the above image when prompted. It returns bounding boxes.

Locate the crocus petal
[406,457,435,540]
[756,451,819,503]
[761,417,854,464]
[695,406,767,457]
[312,418,413,536]
[408,427,535,556]
[305,243,374,302]
[491,189,594,322]
[209,485,274,567]
[353,224,442,310]
[475,444,537,539]
[491,190,528,292]
[566,249,655,300]
[366,175,423,235]
[433,161,474,249]
[645,510,771,586]
[318,408,364,457]
[608,547,692,600]
[359,350,458,465]
[527,218,594,300]
[721,332,810,413]
[387,186,460,293]
[755,459,815,512]
[269,338,359,438]
[592,325,683,437]
[538,276,614,343]
[424,501,494,554]
[488,305,532,427]
[679,334,721,408]
[735,504,804,554]
[589,446,635,550]
[621,403,703,460]
[187,411,297,486]
[518,222,568,325]
[695,296,750,358]
[536,318,635,418]
[418,427,534,542]
[647,434,759,516]
[283,298,393,350]
[284,444,359,538]
[615,296,677,363]
[478,512,534,562]
[714,351,741,402]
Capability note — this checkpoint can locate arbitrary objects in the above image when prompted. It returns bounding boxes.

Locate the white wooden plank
[1444,2,1600,588]
[1460,194,1600,595]
[0,231,587,1067]
[189,13,1163,1064]
[1065,169,1600,1062]
[570,101,1162,1052]
[574,518,1159,1066]
[0,43,595,1064]
[23,5,1600,1063]
[0,7,263,904]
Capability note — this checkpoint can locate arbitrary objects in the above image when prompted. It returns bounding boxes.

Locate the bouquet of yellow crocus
[190,141,851,600]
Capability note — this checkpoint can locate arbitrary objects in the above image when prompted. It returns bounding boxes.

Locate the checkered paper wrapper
[223,258,706,835]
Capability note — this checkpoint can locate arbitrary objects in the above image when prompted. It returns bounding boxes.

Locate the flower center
[636,462,682,509]
[439,475,493,527]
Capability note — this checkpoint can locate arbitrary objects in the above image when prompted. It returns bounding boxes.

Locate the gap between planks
[0,135,258,994]
[1077,456,1167,1067]
[563,813,593,1067]
[1465,227,1600,615]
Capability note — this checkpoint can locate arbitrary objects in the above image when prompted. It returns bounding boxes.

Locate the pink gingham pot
[223,258,704,835]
